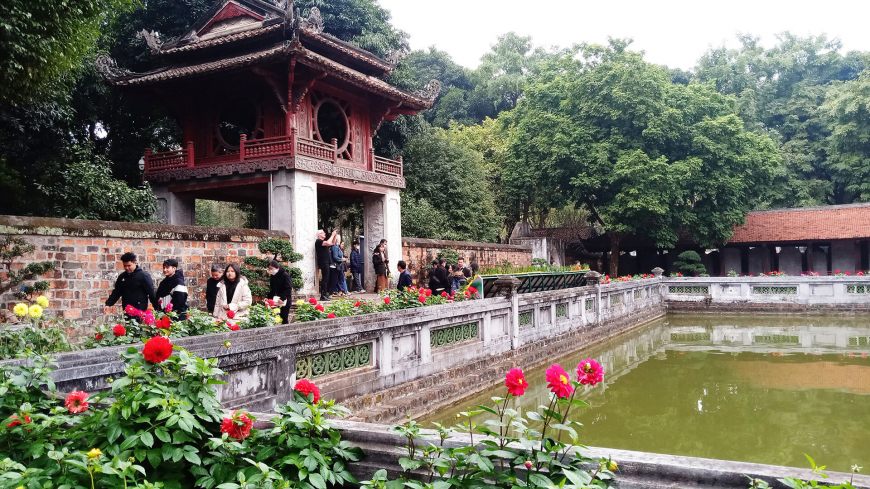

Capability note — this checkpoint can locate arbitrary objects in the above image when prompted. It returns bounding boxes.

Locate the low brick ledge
[0,215,288,242]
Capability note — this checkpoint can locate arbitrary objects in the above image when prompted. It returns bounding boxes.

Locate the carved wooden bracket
[252,66,288,113]
[290,69,327,113]
[369,100,403,134]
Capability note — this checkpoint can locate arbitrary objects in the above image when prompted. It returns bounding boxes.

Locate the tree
[400,124,502,242]
[821,70,870,201]
[503,41,778,277]
[36,144,157,222]
[0,236,54,298]
[0,0,134,105]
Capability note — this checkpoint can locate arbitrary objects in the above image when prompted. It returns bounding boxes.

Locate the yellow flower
[36,295,49,308]
[272,308,280,313]
[13,303,28,317]
[87,448,102,459]
[296,300,304,306]
[28,304,43,318]
[273,316,281,323]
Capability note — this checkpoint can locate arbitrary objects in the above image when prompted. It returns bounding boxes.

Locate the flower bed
[295,286,480,322]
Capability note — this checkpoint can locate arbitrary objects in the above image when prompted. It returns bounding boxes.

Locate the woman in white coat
[213,263,253,322]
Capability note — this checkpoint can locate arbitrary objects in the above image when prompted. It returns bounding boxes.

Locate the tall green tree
[503,41,779,276]
[821,70,870,201]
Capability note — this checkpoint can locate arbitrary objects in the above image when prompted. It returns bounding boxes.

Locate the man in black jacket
[104,252,157,318]
[428,260,449,294]
[156,258,188,320]
[205,264,222,314]
[268,260,293,324]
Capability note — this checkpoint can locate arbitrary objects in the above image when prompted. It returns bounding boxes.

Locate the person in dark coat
[315,229,338,302]
[268,260,293,324]
[205,264,222,314]
[155,258,188,320]
[349,240,364,292]
[428,259,449,294]
[372,244,388,292]
[457,258,472,278]
[396,260,413,291]
[103,252,157,319]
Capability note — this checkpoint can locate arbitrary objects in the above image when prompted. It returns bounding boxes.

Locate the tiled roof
[299,28,392,74]
[729,203,870,243]
[160,23,282,54]
[114,44,285,85]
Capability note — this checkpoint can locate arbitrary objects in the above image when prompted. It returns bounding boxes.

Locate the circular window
[215,99,259,150]
[315,100,349,151]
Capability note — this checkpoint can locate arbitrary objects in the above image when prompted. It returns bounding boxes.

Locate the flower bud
[524,461,533,469]
[224,341,232,348]
[607,460,618,471]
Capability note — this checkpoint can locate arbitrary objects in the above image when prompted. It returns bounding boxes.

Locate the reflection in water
[421,315,870,472]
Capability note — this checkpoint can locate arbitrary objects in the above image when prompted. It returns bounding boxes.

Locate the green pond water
[421,315,870,472]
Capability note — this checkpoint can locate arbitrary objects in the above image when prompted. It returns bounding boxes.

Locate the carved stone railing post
[492,275,521,350]
[652,267,664,279]
[239,134,247,161]
[585,271,601,321]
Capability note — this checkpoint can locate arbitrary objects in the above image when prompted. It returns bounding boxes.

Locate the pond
[421,314,870,472]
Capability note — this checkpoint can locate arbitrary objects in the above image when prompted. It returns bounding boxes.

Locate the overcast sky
[376,0,870,70]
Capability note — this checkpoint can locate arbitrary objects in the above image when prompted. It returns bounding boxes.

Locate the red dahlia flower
[142,336,173,363]
[327,313,336,318]
[142,313,155,326]
[418,295,427,303]
[164,302,173,313]
[65,391,90,413]
[220,410,253,440]
[112,324,126,336]
[156,317,171,330]
[545,364,574,398]
[266,299,275,307]
[228,323,240,331]
[505,368,528,396]
[468,286,477,294]
[294,378,321,403]
[95,333,103,340]
[309,298,317,305]
[441,291,448,297]
[315,304,325,312]
[226,310,235,319]
[6,414,31,428]
[383,297,391,305]
[424,289,432,297]
[576,358,604,386]
[353,301,360,307]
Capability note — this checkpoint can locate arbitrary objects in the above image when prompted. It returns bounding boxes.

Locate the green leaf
[154,428,171,443]
[119,434,140,450]
[140,431,154,448]
[527,411,544,421]
[183,451,201,465]
[309,473,326,489]
[107,424,122,443]
[528,473,554,487]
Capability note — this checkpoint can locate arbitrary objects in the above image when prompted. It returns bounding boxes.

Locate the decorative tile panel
[753,286,797,295]
[296,343,372,379]
[668,286,709,295]
[430,322,479,348]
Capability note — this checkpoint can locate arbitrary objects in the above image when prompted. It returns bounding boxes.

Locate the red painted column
[239,134,247,161]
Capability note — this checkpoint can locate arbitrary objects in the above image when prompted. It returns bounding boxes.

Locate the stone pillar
[492,276,521,350]
[270,169,318,297]
[420,324,432,363]
[831,239,855,273]
[363,189,401,292]
[152,183,195,226]
[378,332,393,376]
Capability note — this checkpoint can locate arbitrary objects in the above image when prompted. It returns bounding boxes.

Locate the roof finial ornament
[413,79,442,103]
[302,7,324,34]
[95,54,132,81]
[136,29,163,53]
[386,49,407,70]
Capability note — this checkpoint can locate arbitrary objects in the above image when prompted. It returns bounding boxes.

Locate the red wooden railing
[239,134,293,161]
[373,155,403,176]
[143,132,404,178]
[145,142,193,172]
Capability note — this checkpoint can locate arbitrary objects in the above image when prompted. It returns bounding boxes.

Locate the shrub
[436,248,461,266]
[295,285,481,322]
[673,251,706,276]
[241,238,304,296]
[0,235,54,299]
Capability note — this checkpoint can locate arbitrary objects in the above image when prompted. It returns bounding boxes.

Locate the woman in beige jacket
[213,263,253,322]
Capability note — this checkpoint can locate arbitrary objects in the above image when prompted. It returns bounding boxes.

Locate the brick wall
[0,216,288,340]
[401,237,532,284]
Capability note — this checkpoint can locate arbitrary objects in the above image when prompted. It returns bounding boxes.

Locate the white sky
[376,0,870,70]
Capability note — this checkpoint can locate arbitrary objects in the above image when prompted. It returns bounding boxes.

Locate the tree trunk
[608,232,621,278]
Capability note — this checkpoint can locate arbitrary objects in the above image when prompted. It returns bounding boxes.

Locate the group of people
[423,257,477,295]
[315,229,389,301]
[104,252,295,326]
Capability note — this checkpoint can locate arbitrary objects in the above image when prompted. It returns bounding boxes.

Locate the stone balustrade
[662,275,870,313]
[0,276,665,413]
